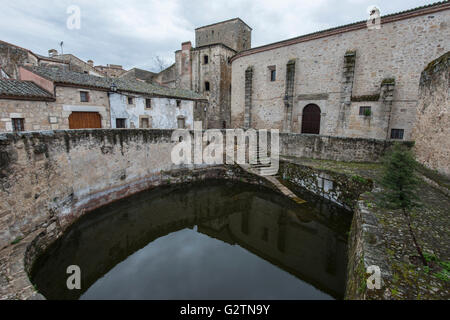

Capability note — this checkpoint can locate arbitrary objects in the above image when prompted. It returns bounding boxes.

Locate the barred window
[391,129,404,140]
[12,118,25,132]
[359,106,372,116]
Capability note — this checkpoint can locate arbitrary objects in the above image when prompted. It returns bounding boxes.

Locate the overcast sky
[0,0,434,72]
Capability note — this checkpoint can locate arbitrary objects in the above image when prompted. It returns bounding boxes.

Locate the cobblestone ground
[281,157,449,299]
[370,182,450,299]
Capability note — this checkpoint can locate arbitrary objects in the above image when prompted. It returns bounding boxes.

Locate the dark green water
[31,180,352,300]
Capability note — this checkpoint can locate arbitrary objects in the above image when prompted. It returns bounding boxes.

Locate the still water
[31,180,352,300]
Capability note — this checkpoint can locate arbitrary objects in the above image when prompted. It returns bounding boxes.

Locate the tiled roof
[0,78,54,100]
[26,65,206,101]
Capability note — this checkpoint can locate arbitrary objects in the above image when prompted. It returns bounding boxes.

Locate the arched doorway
[69,112,102,129]
[301,104,321,134]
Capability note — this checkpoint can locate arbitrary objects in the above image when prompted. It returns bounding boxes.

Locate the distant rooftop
[195,18,252,31]
[0,78,54,100]
[25,65,206,101]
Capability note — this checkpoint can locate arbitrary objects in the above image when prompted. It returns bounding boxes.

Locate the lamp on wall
[110,83,118,92]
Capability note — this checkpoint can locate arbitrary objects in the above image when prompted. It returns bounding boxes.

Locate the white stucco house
[108,79,207,130]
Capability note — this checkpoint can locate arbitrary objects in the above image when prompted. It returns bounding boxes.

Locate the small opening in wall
[80,91,89,102]
[268,66,276,82]
[391,129,404,140]
[128,97,134,105]
[146,99,152,109]
[177,117,186,129]
[176,100,181,107]
[205,81,210,92]
[12,118,25,132]
[140,117,150,129]
[204,55,209,65]
[359,106,372,116]
[116,118,126,129]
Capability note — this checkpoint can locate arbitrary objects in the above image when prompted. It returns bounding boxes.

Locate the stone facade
[119,68,156,82]
[170,18,252,129]
[95,64,127,78]
[56,86,111,129]
[52,54,106,77]
[154,64,176,88]
[195,18,252,53]
[0,86,111,133]
[0,99,59,132]
[231,3,450,140]
[0,41,38,80]
[412,51,449,177]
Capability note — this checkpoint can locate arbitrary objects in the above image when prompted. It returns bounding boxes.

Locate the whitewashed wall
[109,93,194,129]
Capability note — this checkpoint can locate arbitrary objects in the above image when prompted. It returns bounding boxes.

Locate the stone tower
[175,18,252,129]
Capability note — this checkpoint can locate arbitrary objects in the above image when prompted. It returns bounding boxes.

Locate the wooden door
[301,104,321,134]
[69,112,102,129]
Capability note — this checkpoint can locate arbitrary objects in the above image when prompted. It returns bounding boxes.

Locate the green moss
[352,175,368,184]
[351,94,380,102]
[11,237,23,245]
[423,51,450,73]
[381,78,395,85]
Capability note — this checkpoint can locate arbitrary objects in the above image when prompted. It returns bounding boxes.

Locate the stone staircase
[234,143,307,205]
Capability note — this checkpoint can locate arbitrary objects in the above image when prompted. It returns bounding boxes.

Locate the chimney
[87,60,94,67]
[182,41,192,51]
[48,49,58,57]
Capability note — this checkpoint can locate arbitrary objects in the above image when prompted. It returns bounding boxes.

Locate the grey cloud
[0,0,432,72]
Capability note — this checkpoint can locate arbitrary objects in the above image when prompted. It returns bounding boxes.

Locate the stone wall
[56,86,111,129]
[176,44,235,129]
[0,42,37,80]
[0,129,288,251]
[279,160,373,210]
[0,99,60,132]
[279,133,407,163]
[412,51,449,177]
[195,18,252,53]
[231,7,449,140]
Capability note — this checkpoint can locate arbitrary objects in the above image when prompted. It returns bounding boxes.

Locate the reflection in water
[31,180,352,300]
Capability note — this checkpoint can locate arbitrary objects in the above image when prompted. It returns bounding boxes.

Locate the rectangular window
[128,97,133,105]
[12,118,25,132]
[205,82,210,92]
[80,91,89,102]
[270,70,276,82]
[391,129,404,140]
[116,119,126,129]
[204,55,209,64]
[268,66,276,82]
[140,118,150,129]
[359,106,372,116]
[176,100,181,108]
[146,99,152,109]
[177,117,186,129]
